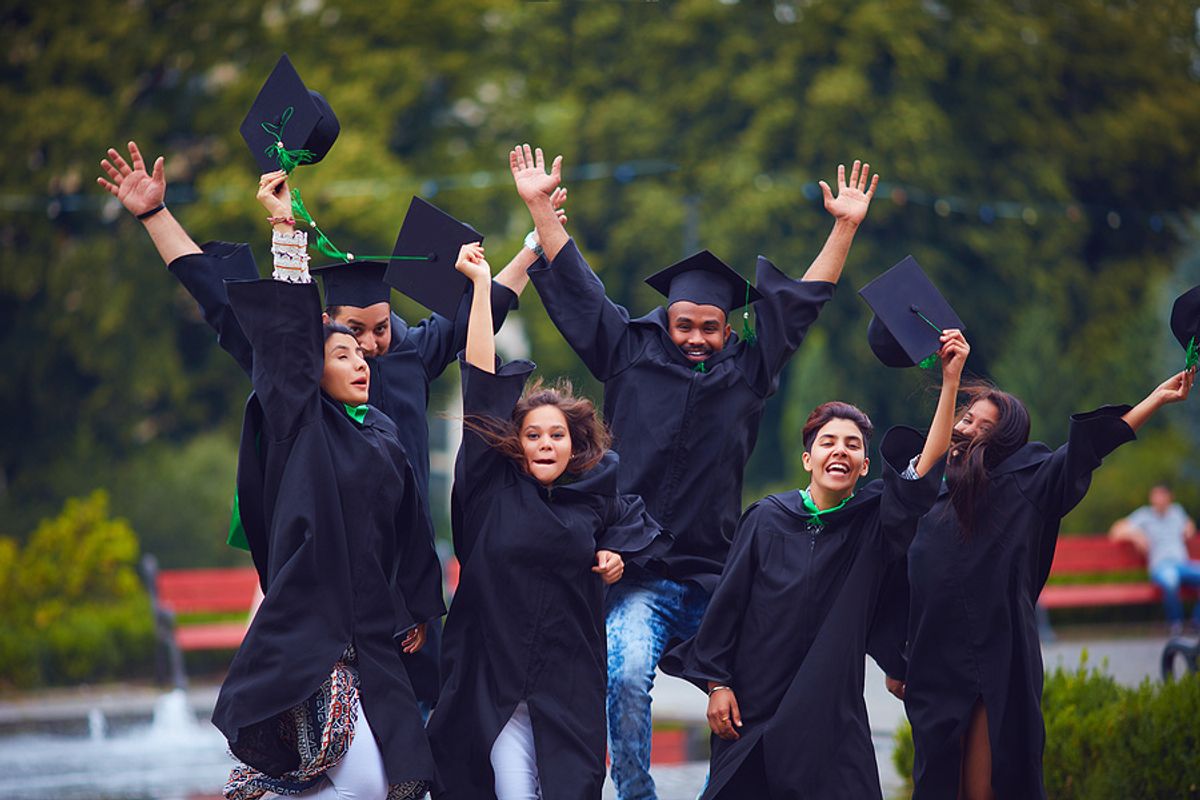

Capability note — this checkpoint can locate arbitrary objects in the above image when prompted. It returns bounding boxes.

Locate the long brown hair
[465,378,612,477]
[945,381,1031,535]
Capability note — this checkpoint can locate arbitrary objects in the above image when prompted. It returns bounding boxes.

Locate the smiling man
[510,144,879,799]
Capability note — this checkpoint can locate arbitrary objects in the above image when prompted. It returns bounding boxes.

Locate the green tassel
[291,188,352,261]
[693,361,708,374]
[741,280,757,346]
[918,352,939,370]
[1187,337,1198,371]
[260,107,314,173]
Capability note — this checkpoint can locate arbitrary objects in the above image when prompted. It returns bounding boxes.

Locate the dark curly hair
[466,378,612,477]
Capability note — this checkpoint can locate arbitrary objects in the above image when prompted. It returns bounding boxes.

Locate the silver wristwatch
[524,230,544,259]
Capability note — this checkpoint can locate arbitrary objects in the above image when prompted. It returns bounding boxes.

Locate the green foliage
[3,0,1200,558]
[0,491,154,688]
[891,656,1200,799]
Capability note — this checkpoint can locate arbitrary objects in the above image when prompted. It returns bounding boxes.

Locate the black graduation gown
[428,358,669,800]
[168,243,516,705]
[210,278,446,788]
[529,240,834,592]
[660,428,943,800]
[903,406,1135,800]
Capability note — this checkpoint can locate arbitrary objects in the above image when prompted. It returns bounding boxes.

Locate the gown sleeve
[596,491,673,560]
[527,239,642,381]
[658,503,764,691]
[403,282,519,382]
[736,257,836,397]
[225,278,324,443]
[391,458,448,629]
[168,241,260,376]
[877,425,947,562]
[1018,405,1136,594]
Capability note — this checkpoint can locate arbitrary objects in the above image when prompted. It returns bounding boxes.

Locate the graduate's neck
[807,481,854,511]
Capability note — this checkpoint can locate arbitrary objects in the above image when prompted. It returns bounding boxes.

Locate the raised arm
[1121,368,1195,432]
[914,329,969,477]
[803,160,879,284]
[455,243,495,373]
[98,141,202,264]
[494,186,569,296]
[511,144,568,262]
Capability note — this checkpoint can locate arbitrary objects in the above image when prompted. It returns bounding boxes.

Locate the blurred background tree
[3,0,1199,565]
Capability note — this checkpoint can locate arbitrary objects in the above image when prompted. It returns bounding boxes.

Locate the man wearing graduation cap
[508,144,879,799]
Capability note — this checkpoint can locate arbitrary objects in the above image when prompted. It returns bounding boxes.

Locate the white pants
[265,699,389,800]
[490,701,543,799]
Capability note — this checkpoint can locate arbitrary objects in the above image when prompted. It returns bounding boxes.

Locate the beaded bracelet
[267,215,296,226]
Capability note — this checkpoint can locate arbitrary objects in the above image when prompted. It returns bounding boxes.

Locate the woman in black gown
[212,172,444,800]
[660,330,969,799]
[897,368,1194,800]
[427,243,668,800]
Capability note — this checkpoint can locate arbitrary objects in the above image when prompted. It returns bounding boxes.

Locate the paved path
[0,629,1186,800]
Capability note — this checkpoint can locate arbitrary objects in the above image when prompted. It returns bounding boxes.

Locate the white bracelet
[708,684,732,696]
[271,229,310,284]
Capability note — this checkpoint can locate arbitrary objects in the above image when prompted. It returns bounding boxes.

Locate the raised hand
[455,242,491,283]
[510,143,562,203]
[819,159,879,226]
[938,329,970,382]
[551,186,569,225]
[1152,368,1195,406]
[592,549,624,584]
[256,171,293,220]
[97,141,165,217]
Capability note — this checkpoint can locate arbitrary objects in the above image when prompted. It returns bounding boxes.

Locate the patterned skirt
[223,649,428,800]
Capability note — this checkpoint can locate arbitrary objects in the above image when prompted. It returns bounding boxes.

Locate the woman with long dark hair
[897,370,1194,800]
[658,330,969,799]
[427,243,668,800]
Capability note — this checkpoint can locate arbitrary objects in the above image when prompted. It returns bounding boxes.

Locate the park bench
[1040,535,1200,610]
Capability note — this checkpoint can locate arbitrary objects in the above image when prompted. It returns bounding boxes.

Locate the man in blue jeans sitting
[1110,484,1200,635]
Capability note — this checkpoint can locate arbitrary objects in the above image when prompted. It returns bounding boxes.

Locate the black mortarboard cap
[859,255,965,368]
[384,197,483,319]
[1170,285,1200,369]
[312,261,391,308]
[644,250,762,316]
[240,54,340,174]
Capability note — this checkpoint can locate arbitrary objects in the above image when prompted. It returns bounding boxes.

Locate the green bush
[891,656,1200,799]
[0,491,155,689]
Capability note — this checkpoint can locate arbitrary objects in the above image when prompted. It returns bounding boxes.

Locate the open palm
[510,144,562,202]
[98,141,164,216]
[819,160,878,226]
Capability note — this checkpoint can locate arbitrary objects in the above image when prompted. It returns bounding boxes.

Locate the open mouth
[825,462,851,476]
[682,346,712,361]
[352,378,368,387]
[533,458,558,466]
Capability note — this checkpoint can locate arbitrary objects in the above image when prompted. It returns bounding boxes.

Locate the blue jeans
[606,566,710,800]
[1150,560,1200,624]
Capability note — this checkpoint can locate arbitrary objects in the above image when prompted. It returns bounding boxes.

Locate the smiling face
[521,404,573,486]
[802,418,871,497]
[320,332,370,405]
[953,399,1000,447]
[327,302,392,358]
[667,301,732,362]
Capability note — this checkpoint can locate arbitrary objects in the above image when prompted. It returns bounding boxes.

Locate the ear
[724,323,733,342]
[801,450,813,474]
[859,456,871,477]
[321,311,331,324]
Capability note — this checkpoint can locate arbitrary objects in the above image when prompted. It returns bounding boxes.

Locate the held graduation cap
[1171,285,1200,370]
[311,261,391,309]
[859,255,964,369]
[240,54,340,174]
[384,197,485,320]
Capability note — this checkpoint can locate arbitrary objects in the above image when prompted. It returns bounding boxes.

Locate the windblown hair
[323,320,356,342]
[465,378,612,477]
[945,381,1031,536]
[801,401,874,453]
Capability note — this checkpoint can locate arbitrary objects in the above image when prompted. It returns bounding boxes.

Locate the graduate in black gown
[210,171,445,799]
[427,242,668,800]
[660,326,968,800]
[886,369,1195,800]
[507,144,880,798]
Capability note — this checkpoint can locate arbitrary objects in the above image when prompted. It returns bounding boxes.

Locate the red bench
[156,567,260,651]
[1040,536,1200,609]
